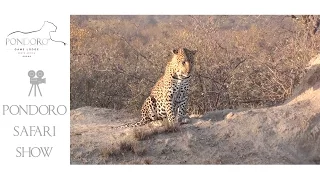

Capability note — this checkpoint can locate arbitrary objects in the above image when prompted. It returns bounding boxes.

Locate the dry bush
[133,126,161,140]
[100,134,145,158]
[133,128,152,140]
[144,158,152,164]
[162,119,180,132]
[101,146,119,158]
[118,135,146,156]
[119,139,136,152]
[133,121,179,140]
[71,15,320,114]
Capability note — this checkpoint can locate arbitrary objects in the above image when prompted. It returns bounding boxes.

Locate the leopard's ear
[172,49,179,55]
[191,50,197,55]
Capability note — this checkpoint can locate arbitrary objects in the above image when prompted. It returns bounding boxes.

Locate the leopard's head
[167,48,197,79]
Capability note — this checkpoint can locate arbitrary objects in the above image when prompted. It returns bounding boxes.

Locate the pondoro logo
[6,37,50,46]
[6,21,66,57]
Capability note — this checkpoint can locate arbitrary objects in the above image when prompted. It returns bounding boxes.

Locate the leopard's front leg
[165,88,177,127]
[176,100,190,124]
[175,82,190,124]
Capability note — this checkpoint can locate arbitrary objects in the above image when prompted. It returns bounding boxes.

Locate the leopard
[114,47,196,128]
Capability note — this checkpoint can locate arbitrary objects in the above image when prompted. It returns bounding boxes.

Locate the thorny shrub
[71,15,320,114]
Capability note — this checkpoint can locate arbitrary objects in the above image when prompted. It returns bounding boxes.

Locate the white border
[0,0,319,180]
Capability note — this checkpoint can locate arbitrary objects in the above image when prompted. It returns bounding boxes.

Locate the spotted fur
[114,48,196,128]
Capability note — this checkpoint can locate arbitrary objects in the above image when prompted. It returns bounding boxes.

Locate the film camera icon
[28,70,46,97]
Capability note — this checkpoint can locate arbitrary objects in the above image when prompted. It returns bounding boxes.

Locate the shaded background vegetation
[71,15,320,114]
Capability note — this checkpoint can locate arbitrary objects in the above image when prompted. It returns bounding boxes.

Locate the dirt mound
[70,55,320,164]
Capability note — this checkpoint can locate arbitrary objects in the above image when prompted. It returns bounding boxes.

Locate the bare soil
[70,55,320,164]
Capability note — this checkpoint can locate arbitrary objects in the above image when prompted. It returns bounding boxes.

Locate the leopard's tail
[111,119,150,129]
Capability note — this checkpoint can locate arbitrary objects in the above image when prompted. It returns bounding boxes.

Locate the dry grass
[144,158,152,164]
[71,15,320,114]
[133,120,181,141]
[162,119,180,132]
[133,126,162,140]
[119,138,136,152]
[133,128,149,140]
[100,120,182,159]
[101,146,119,158]
[100,134,146,159]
